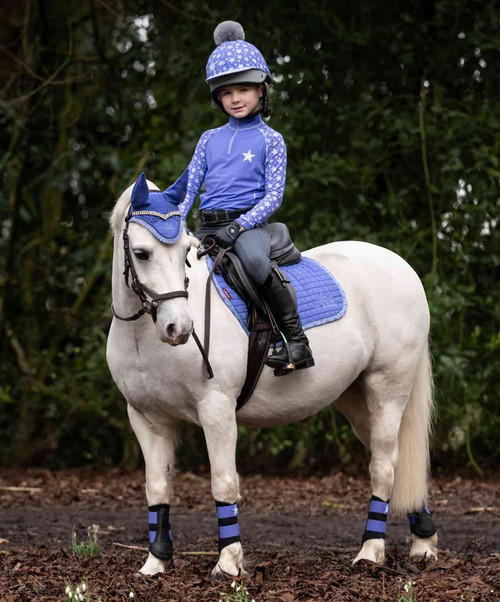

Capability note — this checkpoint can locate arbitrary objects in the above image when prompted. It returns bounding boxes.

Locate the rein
[112,212,214,379]
[196,238,229,379]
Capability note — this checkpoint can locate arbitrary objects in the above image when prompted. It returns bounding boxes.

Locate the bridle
[111,212,189,323]
[111,210,213,378]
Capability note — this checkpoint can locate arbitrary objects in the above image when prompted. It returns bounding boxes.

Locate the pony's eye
[133,249,150,261]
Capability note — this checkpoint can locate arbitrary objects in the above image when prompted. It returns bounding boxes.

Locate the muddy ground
[0,469,498,601]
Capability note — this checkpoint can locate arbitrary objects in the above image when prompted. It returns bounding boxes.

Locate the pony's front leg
[198,397,245,580]
[128,404,176,575]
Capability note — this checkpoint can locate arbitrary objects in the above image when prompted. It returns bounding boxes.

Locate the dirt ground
[0,468,498,601]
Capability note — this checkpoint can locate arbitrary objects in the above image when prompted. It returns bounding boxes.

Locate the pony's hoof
[211,564,226,581]
[139,563,164,576]
[139,552,171,575]
[211,542,244,580]
[211,563,238,581]
[409,533,438,561]
[352,540,385,565]
[211,563,250,581]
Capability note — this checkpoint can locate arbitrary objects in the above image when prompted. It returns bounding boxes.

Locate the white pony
[107,180,438,578]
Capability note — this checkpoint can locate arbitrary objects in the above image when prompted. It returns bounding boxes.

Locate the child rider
[178,21,314,375]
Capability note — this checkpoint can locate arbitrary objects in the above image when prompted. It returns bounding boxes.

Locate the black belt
[200,209,246,224]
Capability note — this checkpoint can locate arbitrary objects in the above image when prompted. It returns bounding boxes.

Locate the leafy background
[0,0,498,474]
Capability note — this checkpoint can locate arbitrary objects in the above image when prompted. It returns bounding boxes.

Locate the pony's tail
[391,344,435,514]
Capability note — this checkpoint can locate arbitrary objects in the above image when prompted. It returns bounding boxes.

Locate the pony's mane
[109,180,160,235]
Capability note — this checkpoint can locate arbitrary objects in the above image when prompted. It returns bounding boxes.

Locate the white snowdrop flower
[65,585,71,595]
[129,592,135,599]
[231,580,237,588]
[79,595,85,602]
[404,582,410,592]
[82,583,86,592]
[76,587,80,595]
[236,585,241,591]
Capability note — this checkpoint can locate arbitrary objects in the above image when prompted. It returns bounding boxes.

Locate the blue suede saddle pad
[206,256,347,335]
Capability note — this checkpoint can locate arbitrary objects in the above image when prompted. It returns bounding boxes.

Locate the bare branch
[70,234,113,314]
[5,323,31,375]
[0,42,43,80]
[7,15,74,104]
[112,542,219,555]
[95,0,125,21]
[159,0,213,24]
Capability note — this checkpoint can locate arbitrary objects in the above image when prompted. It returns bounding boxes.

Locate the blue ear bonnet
[129,170,188,244]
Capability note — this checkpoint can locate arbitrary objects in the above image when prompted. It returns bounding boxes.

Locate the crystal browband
[131,210,182,220]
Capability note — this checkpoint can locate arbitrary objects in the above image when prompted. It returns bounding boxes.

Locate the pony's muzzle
[164,321,193,345]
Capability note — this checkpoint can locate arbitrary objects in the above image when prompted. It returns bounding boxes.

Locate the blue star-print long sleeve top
[178,114,287,230]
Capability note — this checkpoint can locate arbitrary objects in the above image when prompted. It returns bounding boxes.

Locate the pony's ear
[162,167,189,206]
[131,172,149,208]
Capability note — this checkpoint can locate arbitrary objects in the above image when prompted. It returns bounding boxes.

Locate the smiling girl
[178,21,314,375]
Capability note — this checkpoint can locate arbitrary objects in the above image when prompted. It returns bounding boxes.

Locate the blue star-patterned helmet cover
[129,170,189,244]
[206,39,270,83]
[205,22,270,90]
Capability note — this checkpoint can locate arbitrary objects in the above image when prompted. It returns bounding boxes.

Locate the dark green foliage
[0,0,498,472]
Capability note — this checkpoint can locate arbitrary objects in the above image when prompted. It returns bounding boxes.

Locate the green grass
[71,524,100,557]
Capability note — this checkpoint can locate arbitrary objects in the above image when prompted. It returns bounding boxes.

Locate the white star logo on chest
[242,149,255,163]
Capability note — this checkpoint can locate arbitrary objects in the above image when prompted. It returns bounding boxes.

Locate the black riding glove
[213,221,242,248]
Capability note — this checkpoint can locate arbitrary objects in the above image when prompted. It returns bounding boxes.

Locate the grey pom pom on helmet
[213,21,245,46]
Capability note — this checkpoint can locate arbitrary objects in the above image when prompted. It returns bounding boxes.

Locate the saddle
[201,223,301,410]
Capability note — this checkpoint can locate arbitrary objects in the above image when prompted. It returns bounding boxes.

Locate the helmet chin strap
[260,85,270,118]
[248,85,270,119]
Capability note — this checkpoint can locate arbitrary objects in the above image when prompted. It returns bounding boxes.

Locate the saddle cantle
[269,222,302,265]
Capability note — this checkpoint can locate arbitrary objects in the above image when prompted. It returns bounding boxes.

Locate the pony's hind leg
[408,507,438,560]
[353,369,411,565]
[128,404,176,575]
[198,396,245,580]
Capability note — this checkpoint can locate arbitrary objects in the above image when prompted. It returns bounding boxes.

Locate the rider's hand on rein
[213,221,243,249]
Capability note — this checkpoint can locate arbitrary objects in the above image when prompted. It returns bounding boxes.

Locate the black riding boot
[261,269,315,376]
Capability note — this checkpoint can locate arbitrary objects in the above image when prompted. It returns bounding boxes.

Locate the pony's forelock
[109,180,160,235]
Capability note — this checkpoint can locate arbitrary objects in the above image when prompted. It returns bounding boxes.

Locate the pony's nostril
[166,323,176,339]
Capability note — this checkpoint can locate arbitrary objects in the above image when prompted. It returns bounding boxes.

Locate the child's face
[217,84,262,118]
